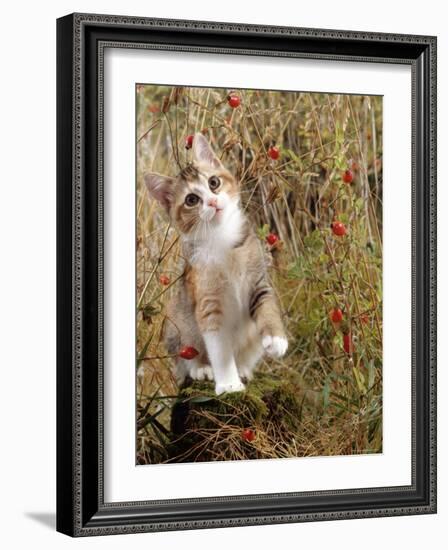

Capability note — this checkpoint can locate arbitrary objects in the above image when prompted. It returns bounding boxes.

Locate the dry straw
[136,86,383,464]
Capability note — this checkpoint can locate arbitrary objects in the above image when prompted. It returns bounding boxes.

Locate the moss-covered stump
[168,370,318,462]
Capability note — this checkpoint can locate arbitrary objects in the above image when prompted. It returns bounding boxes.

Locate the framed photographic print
[56,13,437,536]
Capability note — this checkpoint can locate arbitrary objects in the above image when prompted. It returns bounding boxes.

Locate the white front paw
[262,335,288,358]
[215,380,246,395]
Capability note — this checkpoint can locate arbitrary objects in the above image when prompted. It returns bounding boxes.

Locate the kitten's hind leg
[174,360,189,386]
[188,362,214,381]
[176,359,214,386]
[237,343,264,382]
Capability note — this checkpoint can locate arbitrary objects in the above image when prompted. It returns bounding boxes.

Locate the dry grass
[135,85,383,464]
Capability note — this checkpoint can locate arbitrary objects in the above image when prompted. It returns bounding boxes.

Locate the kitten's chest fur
[190,241,264,363]
[188,231,264,324]
[213,256,251,330]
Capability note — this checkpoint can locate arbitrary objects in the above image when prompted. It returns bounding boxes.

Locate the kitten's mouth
[202,207,224,223]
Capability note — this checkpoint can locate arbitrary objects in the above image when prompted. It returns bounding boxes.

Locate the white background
[0,1,445,549]
[105,50,412,501]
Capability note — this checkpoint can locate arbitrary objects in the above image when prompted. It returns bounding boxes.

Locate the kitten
[145,133,287,394]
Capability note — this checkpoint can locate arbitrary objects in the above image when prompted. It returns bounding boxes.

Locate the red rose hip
[331,308,343,323]
[342,169,354,184]
[266,233,279,246]
[360,313,369,325]
[242,428,255,442]
[227,94,241,108]
[185,134,194,149]
[268,146,280,160]
[343,333,353,354]
[159,274,170,286]
[331,221,347,237]
[179,346,199,360]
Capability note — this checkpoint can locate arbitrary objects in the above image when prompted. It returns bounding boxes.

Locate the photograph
[53,9,436,538]
[135,84,383,465]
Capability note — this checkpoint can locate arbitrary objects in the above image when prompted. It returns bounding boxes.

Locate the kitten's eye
[185,193,200,207]
[208,176,221,192]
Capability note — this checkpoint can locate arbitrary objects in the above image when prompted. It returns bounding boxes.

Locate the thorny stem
[137,224,176,309]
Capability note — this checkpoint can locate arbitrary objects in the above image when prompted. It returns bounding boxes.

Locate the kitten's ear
[192,133,223,169]
[144,173,176,211]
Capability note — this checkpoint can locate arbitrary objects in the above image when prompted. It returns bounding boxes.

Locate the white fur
[201,272,267,392]
[189,196,286,392]
[203,331,246,394]
[262,335,288,358]
[175,360,214,384]
[188,363,214,381]
[177,134,287,393]
[184,179,245,265]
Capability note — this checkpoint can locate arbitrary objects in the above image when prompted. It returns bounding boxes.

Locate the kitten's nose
[207,197,218,208]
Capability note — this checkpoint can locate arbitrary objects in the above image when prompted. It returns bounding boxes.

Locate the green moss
[167,369,308,462]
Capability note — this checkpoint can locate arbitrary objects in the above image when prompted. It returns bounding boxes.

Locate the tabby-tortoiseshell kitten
[145,133,287,394]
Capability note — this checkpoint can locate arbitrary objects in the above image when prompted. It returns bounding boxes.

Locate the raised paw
[215,380,246,395]
[262,335,288,359]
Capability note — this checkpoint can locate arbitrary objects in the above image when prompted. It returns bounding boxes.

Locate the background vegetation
[136,85,383,464]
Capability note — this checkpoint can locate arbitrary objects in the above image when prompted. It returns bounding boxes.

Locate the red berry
[343,333,353,354]
[266,233,279,246]
[227,94,241,108]
[342,169,354,184]
[331,221,347,237]
[242,428,255,442]
[159,274,170,286]
[268,146,280,160]
[185,134,194,149]
[179,346,199,360]
[331,308,343,323]
[359,314,369,325]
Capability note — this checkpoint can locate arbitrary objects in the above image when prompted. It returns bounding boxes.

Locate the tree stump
[168,369,318,462]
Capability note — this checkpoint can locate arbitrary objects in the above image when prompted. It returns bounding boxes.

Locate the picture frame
[56,12,437,536]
